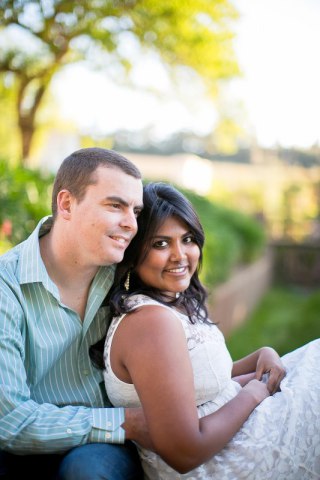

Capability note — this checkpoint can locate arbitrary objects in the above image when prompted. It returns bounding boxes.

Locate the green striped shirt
[0,217,125,454]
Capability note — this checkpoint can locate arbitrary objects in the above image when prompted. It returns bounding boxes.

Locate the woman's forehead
[153,216,189,236]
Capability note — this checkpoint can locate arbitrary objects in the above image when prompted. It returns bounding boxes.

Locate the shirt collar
[18,216,53,285]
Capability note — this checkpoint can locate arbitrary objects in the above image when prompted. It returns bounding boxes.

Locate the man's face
[69,166,143,267]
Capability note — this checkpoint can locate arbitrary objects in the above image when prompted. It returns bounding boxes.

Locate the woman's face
[135,216,200,296]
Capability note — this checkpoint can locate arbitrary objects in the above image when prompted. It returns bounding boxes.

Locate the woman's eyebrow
[152,231,192,240]
[151,235,171,240]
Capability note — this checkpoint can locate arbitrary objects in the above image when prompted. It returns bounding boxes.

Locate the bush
[0,160,53,252]
[179,187,267,287]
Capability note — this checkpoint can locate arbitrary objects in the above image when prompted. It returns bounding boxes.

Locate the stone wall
[207,251,274,337]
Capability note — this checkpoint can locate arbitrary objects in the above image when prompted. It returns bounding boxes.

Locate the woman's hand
[242,379,270,404]
[255,347,286,394]
[232,372,256,386]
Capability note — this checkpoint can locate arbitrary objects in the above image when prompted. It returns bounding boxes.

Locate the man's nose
[121,210,138,232]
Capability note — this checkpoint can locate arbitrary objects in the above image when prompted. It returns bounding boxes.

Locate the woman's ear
[114,263,132,284]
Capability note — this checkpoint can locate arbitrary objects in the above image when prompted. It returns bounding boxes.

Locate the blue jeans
[0,442,143,480]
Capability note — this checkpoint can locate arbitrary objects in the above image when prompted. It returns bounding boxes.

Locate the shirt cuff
[89,408,125,444]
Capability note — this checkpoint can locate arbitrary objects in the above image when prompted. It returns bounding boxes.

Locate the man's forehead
[95,169,143,203]
[93,166,141,185]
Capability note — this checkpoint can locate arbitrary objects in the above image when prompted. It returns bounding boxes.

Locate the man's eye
[110,203,120,209]
[134,209,142,218]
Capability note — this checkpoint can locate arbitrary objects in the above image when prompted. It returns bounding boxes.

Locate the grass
[226,286,320,360]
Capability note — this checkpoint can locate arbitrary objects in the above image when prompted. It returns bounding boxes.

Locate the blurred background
[1,0,320,356]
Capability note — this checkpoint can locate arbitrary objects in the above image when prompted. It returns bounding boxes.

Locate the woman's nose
[170,242,186,261]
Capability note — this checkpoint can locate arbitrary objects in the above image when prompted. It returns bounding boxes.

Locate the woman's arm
[111,306,269,473]
[232,372,256,386]
[232,347,286,394]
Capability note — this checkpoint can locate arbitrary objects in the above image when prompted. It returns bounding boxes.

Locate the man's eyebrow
[105,196,128,206]
[105,196,144,210]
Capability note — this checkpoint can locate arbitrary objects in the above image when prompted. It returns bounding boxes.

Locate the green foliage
[226,287,320,359]
[178,186,267,287]
[202,228,240,287]
[214,204,267,263]
[129,0,239,82]
[1,0,238,80]
[0,79,20,162]
[0,0,239,162]
[0,160,53,252]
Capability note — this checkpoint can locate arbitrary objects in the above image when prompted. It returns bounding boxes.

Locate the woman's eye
[184,235,194,243]
[153,240,168,248]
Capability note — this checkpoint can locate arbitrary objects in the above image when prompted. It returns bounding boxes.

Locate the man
[0,148,148,479]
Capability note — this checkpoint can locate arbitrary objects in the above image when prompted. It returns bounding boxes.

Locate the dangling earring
[124,271,131,291]
[176,292,181,299]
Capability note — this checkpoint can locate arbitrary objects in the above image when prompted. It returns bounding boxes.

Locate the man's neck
[39,228,98,321]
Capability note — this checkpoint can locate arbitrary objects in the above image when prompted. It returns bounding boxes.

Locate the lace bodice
[104,294,240,410]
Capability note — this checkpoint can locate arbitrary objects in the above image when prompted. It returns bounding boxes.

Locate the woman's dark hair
[111,182,208,322]
[90,182,209,369]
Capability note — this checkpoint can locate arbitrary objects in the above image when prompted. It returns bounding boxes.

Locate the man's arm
[0,276,124,453]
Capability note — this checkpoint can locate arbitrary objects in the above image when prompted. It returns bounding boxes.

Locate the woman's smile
[164,265,189,274]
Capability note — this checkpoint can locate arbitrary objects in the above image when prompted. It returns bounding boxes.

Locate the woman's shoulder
[124,293,162,311]
[113,295,185,346]
[121,294,185,327]
[105,295,179,354]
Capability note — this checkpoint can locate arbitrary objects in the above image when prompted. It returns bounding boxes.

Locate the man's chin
[108,252,125,266]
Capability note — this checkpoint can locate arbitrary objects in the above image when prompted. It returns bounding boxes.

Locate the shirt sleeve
[90,408,125,444]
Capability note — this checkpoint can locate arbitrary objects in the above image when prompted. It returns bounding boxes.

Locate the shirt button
[106,421,112,427]
[83,370,89,376]
[105,433,111,439]
[66,428,72,434]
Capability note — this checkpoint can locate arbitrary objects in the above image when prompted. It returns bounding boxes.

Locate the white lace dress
[103,294,320,479]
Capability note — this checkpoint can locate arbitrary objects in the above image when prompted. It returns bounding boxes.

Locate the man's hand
[122,407,154,450]
[255,347,286,394]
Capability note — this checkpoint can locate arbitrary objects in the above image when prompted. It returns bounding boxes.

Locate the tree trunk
[19,117,34,164]
[17,78,46,166]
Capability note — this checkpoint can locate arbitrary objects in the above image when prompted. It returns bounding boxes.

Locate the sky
[231,0,320,149]
[53,0,320,149]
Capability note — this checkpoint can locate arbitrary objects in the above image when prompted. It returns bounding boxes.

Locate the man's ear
[56,190,73,219]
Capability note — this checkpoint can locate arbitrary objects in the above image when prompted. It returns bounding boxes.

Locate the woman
[101,182,320,479]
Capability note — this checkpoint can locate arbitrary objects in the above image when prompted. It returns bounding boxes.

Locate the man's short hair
[51,148,141,219]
